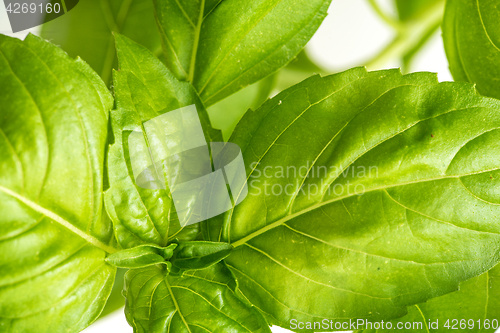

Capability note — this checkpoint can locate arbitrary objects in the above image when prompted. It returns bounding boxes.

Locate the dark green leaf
[106,244,177,269]
[154,0,332,105]
[123,263,271,333]
[218,68,500,328]
[40,0,162,85]
[442,0,500,100]
[170,241,233,274]
[361,264,500,332]
[0,34,116,332]
[104,34,221,249]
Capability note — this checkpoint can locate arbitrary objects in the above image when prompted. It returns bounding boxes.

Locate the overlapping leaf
[443,0,500,100]
[0,34,116,332]
[104,34,221,250]
[124,263,271,333]
[154,0,331,105]
[214,68,500,329]
[361,264,500,332]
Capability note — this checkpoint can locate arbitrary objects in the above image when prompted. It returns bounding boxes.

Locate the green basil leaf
[123,263,271,332]
[0,34,116,332]
[100,268,127,318]
[361,264,500,332]
[40,0,162,85]
[104,34,221,249]
[221,68,500,327]
[154,0,331,105]
[106,244,177,269]
[170,241,233,274]
[442,0,500,100]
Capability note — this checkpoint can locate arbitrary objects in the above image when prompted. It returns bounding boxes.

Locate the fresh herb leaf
[360,264,500,332]
[0,34,116,332]
[154,0,332,105]
[40,0,162,85]
[442,0,500,100]
[100,268,127,318]
[106,244,177,269]
[104,34,221,249]
[170,241,233,274]
[123,263,271,333]
[220,68,500,327]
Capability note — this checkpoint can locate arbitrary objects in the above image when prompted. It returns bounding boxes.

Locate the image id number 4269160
[6,2,61,14]
[443,319,499,330]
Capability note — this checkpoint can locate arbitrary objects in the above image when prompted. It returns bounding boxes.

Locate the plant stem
[366,0,401,31]
[365,0,445,71]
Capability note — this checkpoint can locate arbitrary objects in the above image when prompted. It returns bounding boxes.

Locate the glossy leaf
[218,68,500,328]
[106,244,177,269]
[170,241,233,274]
[104,34,221,250]
[154,0,332,105]
[40,0,162,85]
[361,264,500,332]
[123,263,271,333]
[442,0,500,100]
[0,34,116,332]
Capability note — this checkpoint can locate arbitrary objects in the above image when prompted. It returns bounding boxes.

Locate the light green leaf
[100,268,127,318]
[104,34,221,250]
[170,241,233,274]
[361,264,500,332]
[154,0,332,105]
[106,244,177,269]
[40,0,162,85]
[123,263,271,333]
[442,0,500,100]
[0,34,116,332]
[220,68,500,328]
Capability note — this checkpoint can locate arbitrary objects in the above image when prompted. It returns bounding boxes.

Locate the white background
[0,0,452,332]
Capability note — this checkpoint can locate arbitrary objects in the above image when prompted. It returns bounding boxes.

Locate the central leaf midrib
[231,166,500,248]
[187,0,205,82]
[0,185,117,254]
[164,278,192,333]
[171,285,254,332]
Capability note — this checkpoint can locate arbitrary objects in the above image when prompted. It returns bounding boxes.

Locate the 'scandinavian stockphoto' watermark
[248,162,378,199]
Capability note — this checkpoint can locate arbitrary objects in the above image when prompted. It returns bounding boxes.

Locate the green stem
[365,0,445,71]
[366,0,402,30]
